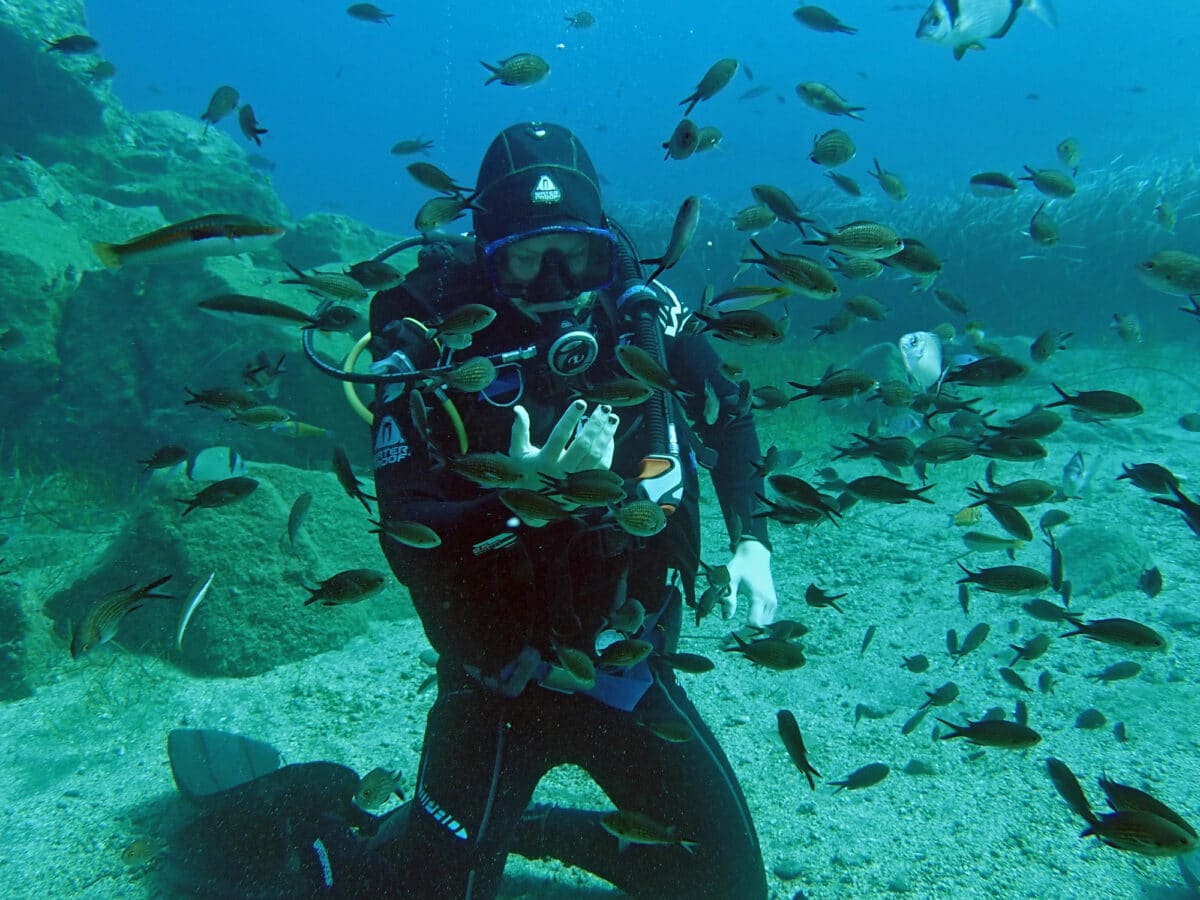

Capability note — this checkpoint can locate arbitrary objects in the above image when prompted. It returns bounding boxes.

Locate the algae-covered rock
[274,212,406,272]
[1054,523,1146,598]
[0,1,106,156]
[34,461,408,680]
[29,221,367,472]
[0,197,94,408]
[69,109,291,225]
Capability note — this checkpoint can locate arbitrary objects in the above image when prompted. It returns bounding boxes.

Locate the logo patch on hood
[531,174,561,204]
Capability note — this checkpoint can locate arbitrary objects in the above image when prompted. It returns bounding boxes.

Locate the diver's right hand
[508,400,619,489]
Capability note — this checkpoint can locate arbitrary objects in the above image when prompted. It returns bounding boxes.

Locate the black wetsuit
[364,238,771,899]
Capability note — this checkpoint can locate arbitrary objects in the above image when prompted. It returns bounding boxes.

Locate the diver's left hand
[722,539,777,628]
[508,400,619,489]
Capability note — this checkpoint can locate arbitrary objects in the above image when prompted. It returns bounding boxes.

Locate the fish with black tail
[1060,616,1166,651]
[303,569,386,606]
[238,105,267,146]
[847,475,935,505]
[919,681,959,710]
[969,171,1018,196]
[287,493,314,546]
[662,119,700,161]
[333,446,375,511]
[679,58,739,116]
[641,196,700,282]
[347,3,393,23]
[789,369,876,401]
[1049,759,1199,857]
[750,185,818,235]
[1151,483,1200,537]
[406,162,473,195]
[198,294,315,326]
[805,583,847,613]
[830,763,889,792]
[777,710,822,789]
[1117,463,1180,495]
[282,263,369,303]
[368,518,441,549]
[178,477,259,517]
[937,717,1041,748]
[1020,166,1076,198]
[390,138,433,157]
[869,159,908,201]
[1047,384,1143,419]
[957,563,1049,595]
[951,623,989,663]
[481,53,550,87]
[200,86,239,134]
[44,34,100,54]
[794,5,857,33]
[1137,566,1163,598]
[139,445,188,472]
[1028,202,1059,246]
[725,634,806,670]
[768,474,842,523]
[796,81,865,119]
[1009,633,1051,665]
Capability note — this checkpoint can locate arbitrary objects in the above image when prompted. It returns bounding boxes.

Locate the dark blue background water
[84,1,1200,232]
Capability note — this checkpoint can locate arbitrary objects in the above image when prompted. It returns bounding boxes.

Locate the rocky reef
[0,2,414,697]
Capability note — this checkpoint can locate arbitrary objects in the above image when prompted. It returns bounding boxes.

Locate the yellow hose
[341,333,375,425]
[340,330,469,454]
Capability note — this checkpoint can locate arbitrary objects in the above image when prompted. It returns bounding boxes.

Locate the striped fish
[280,263,369,302]
[71,575,174,658]
[92,214,283,268]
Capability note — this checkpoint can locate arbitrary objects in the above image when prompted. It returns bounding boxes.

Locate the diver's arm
[666,332,771,551]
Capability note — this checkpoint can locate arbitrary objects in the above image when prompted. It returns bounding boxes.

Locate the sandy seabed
[2,345,1199,899]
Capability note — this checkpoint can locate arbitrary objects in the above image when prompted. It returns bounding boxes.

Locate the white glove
[722,539,778,628]
[508,399,619,490]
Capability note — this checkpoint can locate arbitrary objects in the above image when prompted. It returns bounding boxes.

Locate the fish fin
[92,241,122,269]
[985,461,998,488]
[1024,0,1058,29]
[1046,757,1097,825]
[933,717,964,738]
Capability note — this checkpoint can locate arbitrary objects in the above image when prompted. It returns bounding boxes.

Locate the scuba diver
[165,122,777,899]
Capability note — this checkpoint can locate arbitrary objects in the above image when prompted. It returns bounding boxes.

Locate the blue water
[5,4,1200,897]
[86,1,1200,230]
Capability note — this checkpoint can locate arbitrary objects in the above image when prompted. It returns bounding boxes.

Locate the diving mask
[483,225,618,301]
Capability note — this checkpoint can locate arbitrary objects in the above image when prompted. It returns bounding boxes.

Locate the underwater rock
[0,580,38,701]
[34,462,397,680]
[0,197,93,419]
[73,110,291,225]
[274,212,404,272]
[0,2,107,157]
[1053,523,1146,598]
[850,340,909,385]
